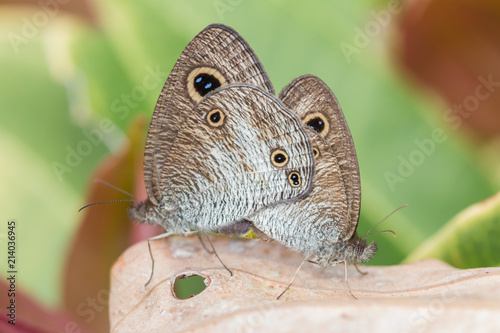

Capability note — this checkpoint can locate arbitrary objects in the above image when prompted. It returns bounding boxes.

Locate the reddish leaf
[0,0,97,24]
[62,115,162,332]
[0,280,84,333]
[399,0,500,139]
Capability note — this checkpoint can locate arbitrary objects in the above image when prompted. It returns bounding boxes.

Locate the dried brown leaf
[110,235,500,332]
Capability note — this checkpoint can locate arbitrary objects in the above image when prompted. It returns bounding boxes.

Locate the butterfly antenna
[78,179,139,212]
[94,179,138,200]
[361,204,408,240]
[78,199,136,212]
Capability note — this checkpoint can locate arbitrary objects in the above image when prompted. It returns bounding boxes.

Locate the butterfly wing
[279,75,361,240]
[156,85,314,232]
[247,75,361,258]
[250,129,350,254]
[145,24,274,205]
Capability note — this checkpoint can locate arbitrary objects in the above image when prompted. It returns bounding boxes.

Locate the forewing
[144,24,274,204]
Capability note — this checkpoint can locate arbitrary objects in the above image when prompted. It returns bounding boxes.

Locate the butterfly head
[310,233,377,266]
[128,199,163,226]
[128,200,148,223]
[351,237,378,264]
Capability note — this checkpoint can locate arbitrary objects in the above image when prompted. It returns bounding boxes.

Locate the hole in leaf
[173,273,208,299]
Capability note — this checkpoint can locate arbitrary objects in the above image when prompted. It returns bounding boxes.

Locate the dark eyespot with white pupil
[187,68,227,103]
[270,149,289,167]
[210,111,220,123]
[302,112,330,137]
[274,153,286,164]
[288,172,301,187]
[206,109,225,127]
[306,117,325,134]
[193,73,221,97]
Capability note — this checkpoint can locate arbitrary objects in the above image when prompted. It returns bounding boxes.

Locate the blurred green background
[1,0,499,331]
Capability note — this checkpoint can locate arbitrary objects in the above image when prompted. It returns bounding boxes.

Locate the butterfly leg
[277,258,308,300]
[344,261,358,300]
[199,232,233,277]
[145,231,233,286]
[197,233,214,254]
[144,230,202,286]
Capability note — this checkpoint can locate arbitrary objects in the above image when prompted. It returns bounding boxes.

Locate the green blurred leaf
[0,131,80,307]
[68,23,139,129]
[405,192,500,268]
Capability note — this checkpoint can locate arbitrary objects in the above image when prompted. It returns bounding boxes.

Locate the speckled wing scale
[246,75,377,266]
[128,25,315,235]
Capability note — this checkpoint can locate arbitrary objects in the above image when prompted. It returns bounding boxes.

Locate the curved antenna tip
[362,204,407,240]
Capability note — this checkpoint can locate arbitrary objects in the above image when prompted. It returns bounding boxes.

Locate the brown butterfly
[246,75,377,264]
[221,75,377,274]
[128,24,315,240]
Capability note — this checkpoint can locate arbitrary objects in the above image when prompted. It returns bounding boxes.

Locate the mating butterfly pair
[128,24,376,289]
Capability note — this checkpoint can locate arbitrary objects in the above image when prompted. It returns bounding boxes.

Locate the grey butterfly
[222,75,377,269]
[128,25,315,236]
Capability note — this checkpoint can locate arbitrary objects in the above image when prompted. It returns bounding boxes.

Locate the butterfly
[128,24,315,240]
[242,74,377,267]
